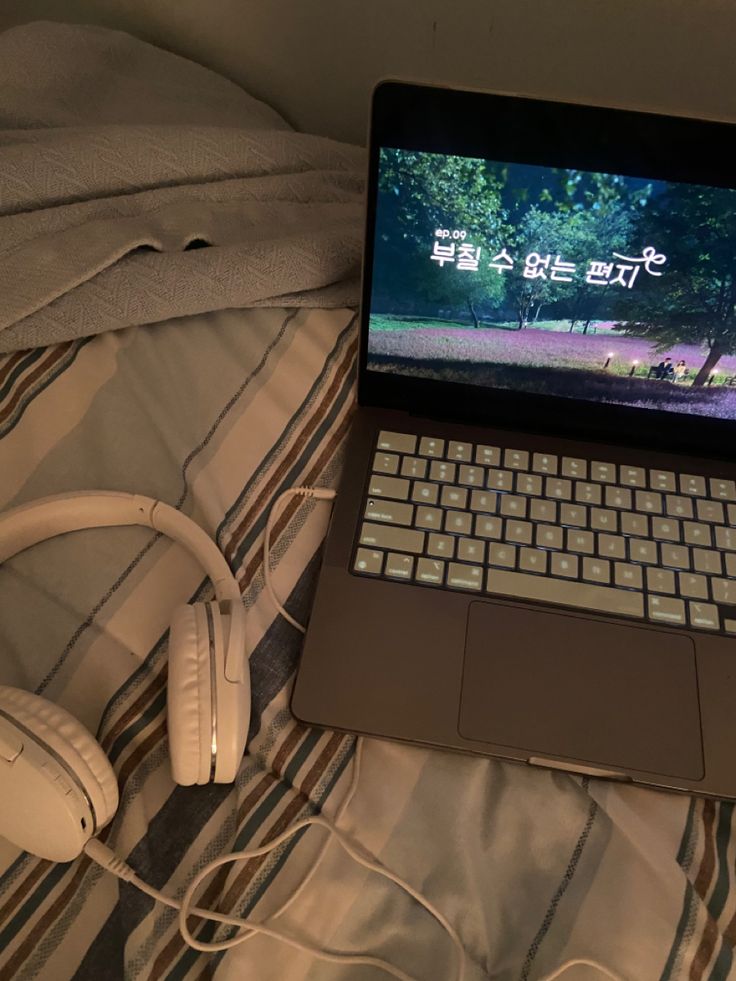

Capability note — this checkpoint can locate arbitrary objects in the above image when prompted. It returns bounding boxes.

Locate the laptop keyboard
[351,430,736,636]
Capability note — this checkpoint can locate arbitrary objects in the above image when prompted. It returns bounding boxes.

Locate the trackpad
[459,602,703,779]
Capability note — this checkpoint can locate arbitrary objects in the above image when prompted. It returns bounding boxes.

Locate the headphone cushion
[0,686,118,831]
[167,604,214,786]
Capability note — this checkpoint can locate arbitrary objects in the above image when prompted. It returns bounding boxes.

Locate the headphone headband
[0,491,245,679]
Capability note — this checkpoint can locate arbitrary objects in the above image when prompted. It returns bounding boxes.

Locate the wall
[1,0,735,144]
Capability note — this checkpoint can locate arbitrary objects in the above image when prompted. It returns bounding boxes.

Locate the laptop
[292,80,736,799]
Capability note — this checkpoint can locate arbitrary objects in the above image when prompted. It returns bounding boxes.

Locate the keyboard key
[730,504,736,526]
[505,448,529,470]
[680,474,707,496]
[725,620,736,635]
[364,499,414,525]
[360,522,425,553]
[650,470,677,493]
[458,465,484,487]
[715,526,736,550]
[550,552,579,579]
[353,548,384,575]
[519,547,548,574]
[726,554,736,578]
[500,495,528,518]
[412,482,439,505]
[697,500,725,524]
[561,457,588,479]
[536,524,564,550]
[385,552,414,579]
[651,517,682,542]
[368,474,410,499]
[615,563,643,589]
[416,557,445,585]
[530,499,558,523]
[448,441,472,462]
[476,444,501,466]
[415,506,442,530]
[684,521,712,546]
[648,595,686,625]
[559,504,588,527]
[489,543,517,568]
[427,533,455,558]
[457,538,486,563]
[475,515,502,539]
[487,468,514,492]
[546,477,573,500]
[591,508,618,532]
[689,602,720,630]
[487,568,644,618]
[620,466,646,488]
[605,486,632,510]
[419,437,445,457]
[646,568,677,594]
[635,491,663,514]
[567,530,595,554]
[377,431,416,454]
[373,452,400,475]
[712,578,736,604]
[591,461,616,483]
[506,520,533,545]
[447,563,483,590]
[679,573,709,600]
[401,456,428,479]
[445,511,473,535]
[660,544,690,569]
[598,534,626,560]
[710,478,736,501]
[583,557,611,584]
[693,548,722,575]
[516,472,544,496]
[621,512,649,537]
[429,460,457,483]
[629,539,658,564]
[575,482,602,505]
[666,495,693,519]
[470,490,498,513]
[532,453,558,475]
[440,486,468,509]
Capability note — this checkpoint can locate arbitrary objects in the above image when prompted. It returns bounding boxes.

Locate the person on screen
[655,357,674,380]
[674,360,688,382]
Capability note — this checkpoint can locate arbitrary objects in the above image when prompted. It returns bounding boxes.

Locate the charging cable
[82,486,623,981]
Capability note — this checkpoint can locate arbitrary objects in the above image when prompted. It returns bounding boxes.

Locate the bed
[0,21,733,981]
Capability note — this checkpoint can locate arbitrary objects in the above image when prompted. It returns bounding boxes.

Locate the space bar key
[486,570,644,618]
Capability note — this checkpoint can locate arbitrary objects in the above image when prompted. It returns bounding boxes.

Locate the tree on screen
[613,183,736,385]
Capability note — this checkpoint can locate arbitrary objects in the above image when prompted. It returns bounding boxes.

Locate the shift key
[359,522,425,553]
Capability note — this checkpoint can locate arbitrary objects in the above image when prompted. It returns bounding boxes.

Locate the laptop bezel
[358,80,736,462]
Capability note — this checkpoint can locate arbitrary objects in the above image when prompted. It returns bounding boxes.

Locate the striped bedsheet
[0,308,734,981]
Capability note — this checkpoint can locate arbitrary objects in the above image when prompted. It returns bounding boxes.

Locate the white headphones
[0,491,249,861]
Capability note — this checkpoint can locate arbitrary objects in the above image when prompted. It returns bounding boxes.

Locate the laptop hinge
[528,756,632,782]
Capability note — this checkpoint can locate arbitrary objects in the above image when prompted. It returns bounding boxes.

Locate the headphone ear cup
[0,686,118,832]
[167,604,214,786]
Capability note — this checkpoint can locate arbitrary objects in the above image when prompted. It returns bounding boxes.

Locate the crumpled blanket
[0,21,365,353]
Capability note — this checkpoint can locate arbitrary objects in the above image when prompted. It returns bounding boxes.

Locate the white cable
[262,486,336,634]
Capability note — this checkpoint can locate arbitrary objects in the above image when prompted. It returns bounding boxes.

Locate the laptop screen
[366,146,736,424]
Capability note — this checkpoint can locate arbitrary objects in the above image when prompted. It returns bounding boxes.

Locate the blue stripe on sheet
[107,686,167,765]
[660,798,699,981]
[170,738,357,979]
[519,795,598,980]
[709,938,733,981]
[708,803,734,922]
[215,312,357,552]
[0,860,73,956]
[0,347,45,402]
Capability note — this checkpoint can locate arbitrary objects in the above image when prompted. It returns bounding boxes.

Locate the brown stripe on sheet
[0,348,28,390]
[0,342,72,425]
[99,662,168,755]
[147,724,317,981]
[685,799,719,981]
[223,333,358,569]
[0,719,168,978]
[0,858,51,931]
[220,730,347,912]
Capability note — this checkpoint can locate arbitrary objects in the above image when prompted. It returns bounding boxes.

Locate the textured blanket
[0,22,365,353]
